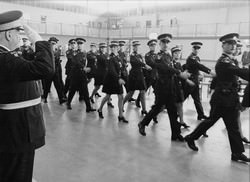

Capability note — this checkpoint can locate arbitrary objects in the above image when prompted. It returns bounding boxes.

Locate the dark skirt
[102,74,123,95]
[94,70,106,86]
[128,70,146,91]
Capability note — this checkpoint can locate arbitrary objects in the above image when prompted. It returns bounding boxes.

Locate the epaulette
[220,57,231,64]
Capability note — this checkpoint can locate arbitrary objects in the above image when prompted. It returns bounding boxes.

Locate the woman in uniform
[97,41,128,123]
[123,41,151,115]
[172,46,193,128]
[89,43,108,103]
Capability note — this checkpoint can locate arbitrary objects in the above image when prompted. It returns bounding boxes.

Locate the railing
[26,20,250,38]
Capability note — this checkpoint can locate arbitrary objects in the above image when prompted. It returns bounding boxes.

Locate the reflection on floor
[34,83,250,182]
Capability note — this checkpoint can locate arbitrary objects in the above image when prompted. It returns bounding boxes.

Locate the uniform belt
[0,97,41,110]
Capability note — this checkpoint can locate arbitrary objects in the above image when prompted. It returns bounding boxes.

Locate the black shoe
[184,135,199,151]
[197,115,209,120]
[86,108,96,113]
[67,104,72,110]
[90,97,94,104]
[136,100,141,108]
[97,110,104,118]
[118,116,129,123]
[59,98,67,105]
[203,132,209,137]
[153,117,158,124]
[180,122,190,129]
[138,122,146,136]
[171,134,185,142]
[231,153,250,162]
[242,137,250,144]
[107,102,114,108]
[95,92,101,97]
[128,98,136,102]
[141,110,147,115]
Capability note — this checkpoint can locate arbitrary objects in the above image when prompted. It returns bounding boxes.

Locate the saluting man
[0,11,54,182]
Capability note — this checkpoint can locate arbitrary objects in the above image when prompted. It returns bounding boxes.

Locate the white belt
[0,97,41,110]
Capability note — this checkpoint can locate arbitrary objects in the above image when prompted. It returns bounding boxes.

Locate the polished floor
[34,83,250,182]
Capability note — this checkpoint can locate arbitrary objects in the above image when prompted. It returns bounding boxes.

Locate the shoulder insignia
[220,57,231,64]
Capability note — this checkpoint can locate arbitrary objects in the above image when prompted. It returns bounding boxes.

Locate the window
[156,19,161,27]
[136,21,140,28]
[146,20,151,28]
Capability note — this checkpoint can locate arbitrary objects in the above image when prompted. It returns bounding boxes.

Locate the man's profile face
[159,41,168,51]
[6,28,23,50]
[223,42,237,55]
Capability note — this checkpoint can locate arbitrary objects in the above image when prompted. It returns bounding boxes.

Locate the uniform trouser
[140,94,181,138]
[185,84,204,117]
[0,151,35,182]
[67,81,91,110]
[136,78,156,103]
[43,73,65,102]
[189,104,244,154]
[64,76,70,95]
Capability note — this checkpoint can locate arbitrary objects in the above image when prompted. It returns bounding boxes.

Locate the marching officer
[172,46,194,128]
[123,41,151,115]
[87,42,98,84]
[89,43,108,103]
[43,37,66,104]
[135,39,158,108]
[184,42,215,120]
[184,33,250,163]
[66,38,95,112]
[97,41,128,123]
[118,40,129,92]
[0,10,54,182]
[138,34,190,140]
[64,38,77,96]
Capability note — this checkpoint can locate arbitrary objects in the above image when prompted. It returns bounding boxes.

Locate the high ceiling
[4,0,249,16]
[56,0,249,14]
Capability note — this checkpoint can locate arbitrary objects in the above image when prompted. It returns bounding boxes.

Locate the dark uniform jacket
[65,49,75,76]
[118,50,128,79]
[185,53,211,84]
[102,53,123,94]
[86,50,97,78]
[154,50,181,98]
[242,65,250,107]
[0,41,54,153]
[96,52,108,74]
[69,51,88,89]
[129,52,145,80]
[210,53,249,107]
[144,50,158,82]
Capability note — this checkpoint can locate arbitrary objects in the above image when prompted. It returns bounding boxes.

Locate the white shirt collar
[0,44,10,51]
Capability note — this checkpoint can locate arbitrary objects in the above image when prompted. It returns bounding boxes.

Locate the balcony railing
[26,20,250,38]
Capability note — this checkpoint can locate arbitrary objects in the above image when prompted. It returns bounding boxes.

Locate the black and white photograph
[0,0,249,181]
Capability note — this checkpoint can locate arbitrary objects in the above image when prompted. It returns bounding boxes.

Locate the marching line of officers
[0,10,250,182]
[22,32,250,163]
[21,31,250,163]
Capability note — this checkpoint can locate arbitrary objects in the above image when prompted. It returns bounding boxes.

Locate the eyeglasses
[77,42,83,45]
[71,42,76,44]
[0,26,24,33]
